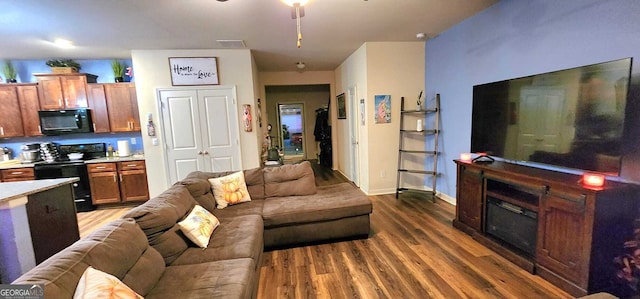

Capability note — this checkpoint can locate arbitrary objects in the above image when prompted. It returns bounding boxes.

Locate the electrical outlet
[380,171,386,178]
[130,138,136,145]
[152,138,159,146]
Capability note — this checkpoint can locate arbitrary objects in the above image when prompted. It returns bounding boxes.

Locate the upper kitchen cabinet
[17,84,43,137]
[35,73,98,110]
[0,85,25,137]
[87,84,111,133]
[105,83,140,132]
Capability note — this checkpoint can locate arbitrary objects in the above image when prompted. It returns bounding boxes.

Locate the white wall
[336,42,425,195]
[131,49,260,197]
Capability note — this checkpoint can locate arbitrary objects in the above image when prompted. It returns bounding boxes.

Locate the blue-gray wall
[425,0,640,198]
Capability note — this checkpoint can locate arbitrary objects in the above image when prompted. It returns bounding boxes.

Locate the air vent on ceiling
[216,40,246,48]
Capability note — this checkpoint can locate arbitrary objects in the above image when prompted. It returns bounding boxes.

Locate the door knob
[203,151,209,155]
[198,151,203,155]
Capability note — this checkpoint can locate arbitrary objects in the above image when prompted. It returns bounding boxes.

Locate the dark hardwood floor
[78,161,573,298]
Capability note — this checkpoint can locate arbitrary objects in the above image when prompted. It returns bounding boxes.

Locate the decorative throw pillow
[74,266,143,299]
[177,205,220,248]
[208,171,251,209]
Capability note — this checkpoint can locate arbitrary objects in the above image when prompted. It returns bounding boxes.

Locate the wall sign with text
[169,57,219,86]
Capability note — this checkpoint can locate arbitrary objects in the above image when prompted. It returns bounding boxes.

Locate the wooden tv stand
[453,160,638,297]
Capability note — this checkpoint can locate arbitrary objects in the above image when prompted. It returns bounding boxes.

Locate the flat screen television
[471,57,633,175]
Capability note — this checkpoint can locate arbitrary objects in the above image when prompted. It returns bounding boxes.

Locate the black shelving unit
[395,94,441,201]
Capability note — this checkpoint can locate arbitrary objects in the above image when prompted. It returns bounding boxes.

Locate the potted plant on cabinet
[46,59,81,73]
[2,60,17,83]
[111,60,126,82]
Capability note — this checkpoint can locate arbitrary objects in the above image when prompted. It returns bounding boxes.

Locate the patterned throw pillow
[177,205,220,248]
[208,171,251,209]
[74,266,143,299]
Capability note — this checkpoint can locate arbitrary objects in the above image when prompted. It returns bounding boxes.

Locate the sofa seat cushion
[262,182,372,228]
[13,219,165,298]
[146,258,254,299]
[170,214,264,266]
[212,200,264,219]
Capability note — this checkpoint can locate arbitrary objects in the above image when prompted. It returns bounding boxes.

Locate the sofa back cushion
[176,178,217,212]
[13,218,164,298]
[264,161,316,197]
[123,185,196,264]
[183,167,266,200]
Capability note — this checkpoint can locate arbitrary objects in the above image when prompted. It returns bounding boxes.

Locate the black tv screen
[471,58,633,175]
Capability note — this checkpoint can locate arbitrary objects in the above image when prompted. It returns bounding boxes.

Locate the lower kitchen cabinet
[1,167,35,182]
[88,161,149,205]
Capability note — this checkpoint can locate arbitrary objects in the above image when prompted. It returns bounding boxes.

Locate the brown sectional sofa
[14,161,372,299]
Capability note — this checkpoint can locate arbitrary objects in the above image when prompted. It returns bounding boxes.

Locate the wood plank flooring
[76,162,573,298]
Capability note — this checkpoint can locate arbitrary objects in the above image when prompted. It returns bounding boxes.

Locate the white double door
[159,87,242,184]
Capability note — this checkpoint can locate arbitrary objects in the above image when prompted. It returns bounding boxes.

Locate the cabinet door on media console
[536,189,591,289]
[456,164,483,231]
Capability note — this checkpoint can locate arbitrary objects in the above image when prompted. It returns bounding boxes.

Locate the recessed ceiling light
[53,38,73,48]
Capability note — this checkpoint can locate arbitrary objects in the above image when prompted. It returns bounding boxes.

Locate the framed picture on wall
[337,93,346,119]
[168,57,219,86]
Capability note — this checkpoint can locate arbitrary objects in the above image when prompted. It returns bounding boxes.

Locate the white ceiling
[0,0,496,72]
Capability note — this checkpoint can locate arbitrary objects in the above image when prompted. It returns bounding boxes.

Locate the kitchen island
[0,178,80,283]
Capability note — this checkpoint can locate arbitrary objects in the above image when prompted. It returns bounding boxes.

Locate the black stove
[34,143,106,212]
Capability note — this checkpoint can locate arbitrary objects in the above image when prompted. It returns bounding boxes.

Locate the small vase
[115,77,124,83]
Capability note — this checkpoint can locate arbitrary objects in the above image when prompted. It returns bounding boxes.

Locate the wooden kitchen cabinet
[88,160,149,205]
[453,164,483,233]
[1,167,35,182]
[118,161,149,202]
[35,73,97,110]
[105,83,140,132]
[0,85,25,137]
[87,163,121,204]
[17,84,43,136]
[87,84,111,133]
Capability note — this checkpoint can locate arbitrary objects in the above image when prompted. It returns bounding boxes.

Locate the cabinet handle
[58,99,62,107]
[198,151,203,155]
[113,174,117,182]
[0,127,4,136]
[38,125,41,132]
[65,98,69,107]
[96,166,106,169]
[119,174,123,182]
[203,151,209,155]
[10,171,24,175]
[127,164,137,167]
[93,123,96,131]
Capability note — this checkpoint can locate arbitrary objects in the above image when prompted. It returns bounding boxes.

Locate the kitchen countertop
[0,155,145,170]
[0,177,79,204]
[84,155,145,163]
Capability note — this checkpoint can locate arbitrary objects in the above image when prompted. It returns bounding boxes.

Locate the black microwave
[38,109,94,135]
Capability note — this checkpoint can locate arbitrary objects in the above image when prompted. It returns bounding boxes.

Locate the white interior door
[199,89,242,172]
[160,89,203,183]
[348,86,360,186]
[159,87,242,184]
